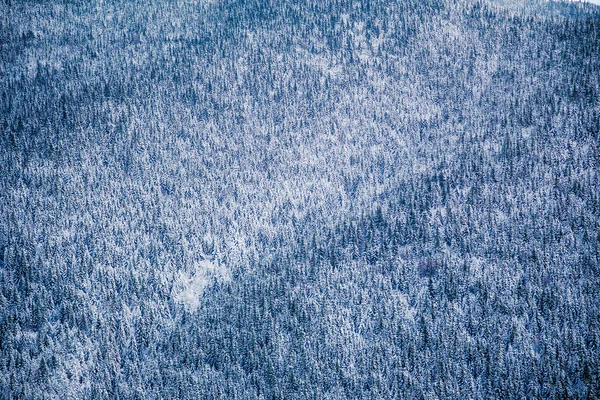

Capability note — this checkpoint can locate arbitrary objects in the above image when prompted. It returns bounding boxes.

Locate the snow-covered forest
[1,0,599,398]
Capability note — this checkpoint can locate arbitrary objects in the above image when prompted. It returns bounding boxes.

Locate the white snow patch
[175,259,231,311]
[569,0,600,5]
[394,291,416,321]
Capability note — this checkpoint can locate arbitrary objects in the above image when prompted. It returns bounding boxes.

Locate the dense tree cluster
[1,0,599,398]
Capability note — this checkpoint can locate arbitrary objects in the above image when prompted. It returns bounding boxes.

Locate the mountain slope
[1,0,599,398]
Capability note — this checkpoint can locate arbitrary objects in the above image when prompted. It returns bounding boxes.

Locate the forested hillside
[1,0,599,398]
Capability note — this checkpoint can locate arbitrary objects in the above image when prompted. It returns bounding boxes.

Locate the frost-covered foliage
[1,0,599,398]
